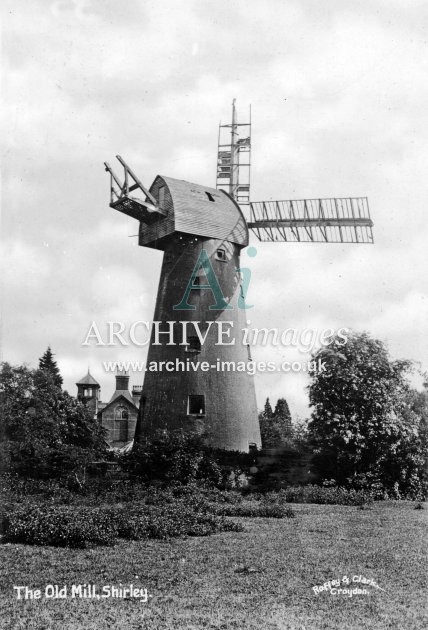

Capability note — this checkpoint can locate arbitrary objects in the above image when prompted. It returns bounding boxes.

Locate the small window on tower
[185,336,201,353]
[188,395,205,416]
[215,248,226,261]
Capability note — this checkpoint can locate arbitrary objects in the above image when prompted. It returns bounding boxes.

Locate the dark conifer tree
[259,396,293,448]
[264,397,274,418]
[273,398,292,438]
[38,346,63,388]
[259,397,275,448]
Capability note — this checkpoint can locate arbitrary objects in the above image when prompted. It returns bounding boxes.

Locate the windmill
[104,101,373,452]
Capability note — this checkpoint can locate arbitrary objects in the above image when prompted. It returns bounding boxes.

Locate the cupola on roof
[76,371,100,387]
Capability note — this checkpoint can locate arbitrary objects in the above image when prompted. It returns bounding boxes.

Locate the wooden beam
[248,218,374,229]
[115,155,157,206]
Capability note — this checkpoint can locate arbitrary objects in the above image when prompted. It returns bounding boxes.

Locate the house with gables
[76,370,141,447]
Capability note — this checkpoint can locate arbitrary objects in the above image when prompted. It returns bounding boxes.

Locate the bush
[3,505,116,548]
[144,505,242,539]
[3,497,244,547]
[121,432,252,489]
[273,485,370,506]
[0,474,77,505]
[109,501,244,540]
[213,501,295,518]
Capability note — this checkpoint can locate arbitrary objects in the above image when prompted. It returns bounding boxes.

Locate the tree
[307,331,426,497]
[274,398,292,438]
[0,361,106,478]
[391,380,428,496]
[38,347,63,388]
[263,397,273,419]
[259,397,274,448]
[291,416,310,450]
[259,396,293,448]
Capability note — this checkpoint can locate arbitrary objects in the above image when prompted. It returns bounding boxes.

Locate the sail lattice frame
[249,197,373,243]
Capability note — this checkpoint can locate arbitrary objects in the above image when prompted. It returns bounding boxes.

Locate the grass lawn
[1,501,427,630]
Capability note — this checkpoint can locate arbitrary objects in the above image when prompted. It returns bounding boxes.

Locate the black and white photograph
[1,1,427,628]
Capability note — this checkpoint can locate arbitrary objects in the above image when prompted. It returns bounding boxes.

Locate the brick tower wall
[140,234,261,451]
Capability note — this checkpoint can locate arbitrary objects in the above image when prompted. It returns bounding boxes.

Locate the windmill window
[215,248,227,261]
[188,395,205,416]
[185,336,201,353]
[205,192,215,202]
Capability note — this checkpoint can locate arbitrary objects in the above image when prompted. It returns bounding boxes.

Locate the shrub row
[0,475,245,508]
[106,503,243,540]
[264,485,371,506]
[213,502,295,518]
[2,484,302,548]
[3,505,116,548]
[2,500,244,548]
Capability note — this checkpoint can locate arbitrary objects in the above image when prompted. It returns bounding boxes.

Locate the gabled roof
[100,392,139,415]
[76,371,100,386]
[109,389,136,405]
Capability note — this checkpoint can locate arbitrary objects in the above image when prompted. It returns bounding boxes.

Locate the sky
[2,0,428,418]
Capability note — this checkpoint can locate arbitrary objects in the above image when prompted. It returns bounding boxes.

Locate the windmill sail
[248,196,373,243]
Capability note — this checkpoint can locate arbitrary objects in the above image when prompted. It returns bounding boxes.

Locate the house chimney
[115,370,130,391]
[132,385,143,398]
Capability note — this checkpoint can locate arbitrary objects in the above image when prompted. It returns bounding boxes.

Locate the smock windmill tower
[104,101,373,452]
